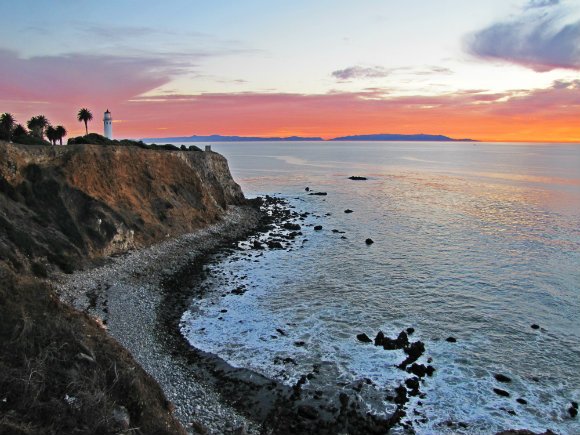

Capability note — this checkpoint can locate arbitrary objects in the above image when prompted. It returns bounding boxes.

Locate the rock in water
[357,333,373,343]
[348,176,368,180]
[493,388,510,397]
[314,225,323,231]
[365,238,374,245]
[494,373,512,383]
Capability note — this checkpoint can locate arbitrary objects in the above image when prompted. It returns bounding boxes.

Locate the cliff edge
[0,141,249,434]
[0,142,245,274]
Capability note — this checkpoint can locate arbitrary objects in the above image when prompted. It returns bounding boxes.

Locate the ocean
[178,141,580,434]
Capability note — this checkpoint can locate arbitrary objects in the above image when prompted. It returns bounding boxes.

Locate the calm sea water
[179,141,580,434]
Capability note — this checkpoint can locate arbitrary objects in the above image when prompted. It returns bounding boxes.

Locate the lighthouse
[103,110,113,139]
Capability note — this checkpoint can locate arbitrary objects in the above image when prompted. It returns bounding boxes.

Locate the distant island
[142,133,476,142]
[141,134,324,142]
[330,134,476,142]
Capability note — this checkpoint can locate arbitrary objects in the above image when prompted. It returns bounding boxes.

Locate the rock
[516,398,528,405]
[356,333,373,343]
[394,385,408,405]
[569,405,578,418]
[406,327,415,335]
[305,187,310,191]
[405,377,420,396]
[348,176,368,180]
[294,341,306,347]
[110,406,130,431]
[252,240,264,249]
[267,240,284,249]
[407,363,435,378]
[339,392,349,408]
[314,225,323,231]
[297,405,318,420]
[308,192,327,196]
[445,336,457,343]
[531,324,540,330]
[493,388,510,397]
[494,373,512,383]
[283,222,301,230]
[374,331,385,346]
[365,238,374,245]
[344,209,354,213]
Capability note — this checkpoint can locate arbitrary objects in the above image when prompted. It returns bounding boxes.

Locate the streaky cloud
[331,66,391,80]
[466,2,580,71]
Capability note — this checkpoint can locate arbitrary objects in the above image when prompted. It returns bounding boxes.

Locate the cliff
[0,142,245,274]
[0,141,248,434]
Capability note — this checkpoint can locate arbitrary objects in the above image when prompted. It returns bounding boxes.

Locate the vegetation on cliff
[0,140,246,433]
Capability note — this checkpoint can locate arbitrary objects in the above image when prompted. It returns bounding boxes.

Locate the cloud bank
[467,1,580,71]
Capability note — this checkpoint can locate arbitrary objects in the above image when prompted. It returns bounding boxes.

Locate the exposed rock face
[0,142,245,273]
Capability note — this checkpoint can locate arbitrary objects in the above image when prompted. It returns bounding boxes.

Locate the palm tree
[45,125,58,146]
[55,125,67,145]
[0,112,16,141]
[27,115,49,139]
[77,108,93,135]
[13,124,27,137]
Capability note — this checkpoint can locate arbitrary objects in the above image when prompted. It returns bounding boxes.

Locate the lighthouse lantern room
[103,110,113,139]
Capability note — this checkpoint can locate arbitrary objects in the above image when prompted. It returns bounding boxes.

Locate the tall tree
[55,125,67,145]
[27,115,49,139]
[0,112,16,141]
[77,108,93,135]
[45,125,58,146]
[12,124,27,137]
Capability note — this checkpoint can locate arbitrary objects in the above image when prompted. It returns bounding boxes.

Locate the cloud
[525,0,560,9]
[331,66,391,80]
[0,49,188,106]
[466,2,580,71]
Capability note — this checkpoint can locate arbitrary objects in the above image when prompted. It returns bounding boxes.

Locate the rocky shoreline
[57,204,265,434]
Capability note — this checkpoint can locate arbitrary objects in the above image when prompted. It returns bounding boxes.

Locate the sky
[1,0,579,141]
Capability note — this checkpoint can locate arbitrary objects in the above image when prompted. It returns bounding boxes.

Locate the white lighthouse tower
[103,109,113,139]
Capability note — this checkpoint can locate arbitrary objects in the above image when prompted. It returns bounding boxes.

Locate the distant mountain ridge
[330,134,476,142]
[142,133,476,142]
[141,134,324,142]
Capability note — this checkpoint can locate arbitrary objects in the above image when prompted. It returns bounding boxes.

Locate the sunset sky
[1,0,579,141]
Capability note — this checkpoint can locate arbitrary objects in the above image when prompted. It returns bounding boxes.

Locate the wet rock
[339,392,349,408]
[283,222,301,231]
[445,336,457,343]
[252,240,264,249]
[406,327,415,335]
[305,187,310,191]
[374,331,385,346]
[308,192,327,196]
[356,333,373,343]
[294,341,306,347]
[365,238,374,245]
[493,388,510,397]
[297,405,318,420]
[348,176,368,180]
[516,398,528,405]
[314,225,323,231]
[569,404,578,418]
[344,209,354,213]
[267,240,284,249]
[398,340,426,368]
[405,377,420,396]
[407,363,435,378]
[109,406,130,431]
[394,385,408,405]
[494,373,512,383]
[531,324,540,330]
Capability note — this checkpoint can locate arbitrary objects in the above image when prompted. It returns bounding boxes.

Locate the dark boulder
[357,333,373,343]
[406,327,415,335]
[283,222,301,230]
[445,337,457,343]
[314,225,323,231]
[516,398,528,405]
[348,176,368,180]
[344,209,354,213]
[297,405,318,420]
[394,385,408,405]
[494,373,512,383]
[365,238,374,245]
[531,324,540,330]
[308,192,327,196]
[493,388,510,397]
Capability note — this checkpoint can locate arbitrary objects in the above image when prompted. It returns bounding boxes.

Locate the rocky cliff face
[0,141,249,434]
[0,142,245,273]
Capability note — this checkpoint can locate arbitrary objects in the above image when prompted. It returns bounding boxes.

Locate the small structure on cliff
[103,110,113,139]
[205,145,212,152]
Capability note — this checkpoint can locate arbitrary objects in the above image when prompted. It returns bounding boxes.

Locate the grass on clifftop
[0,264,185,435]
